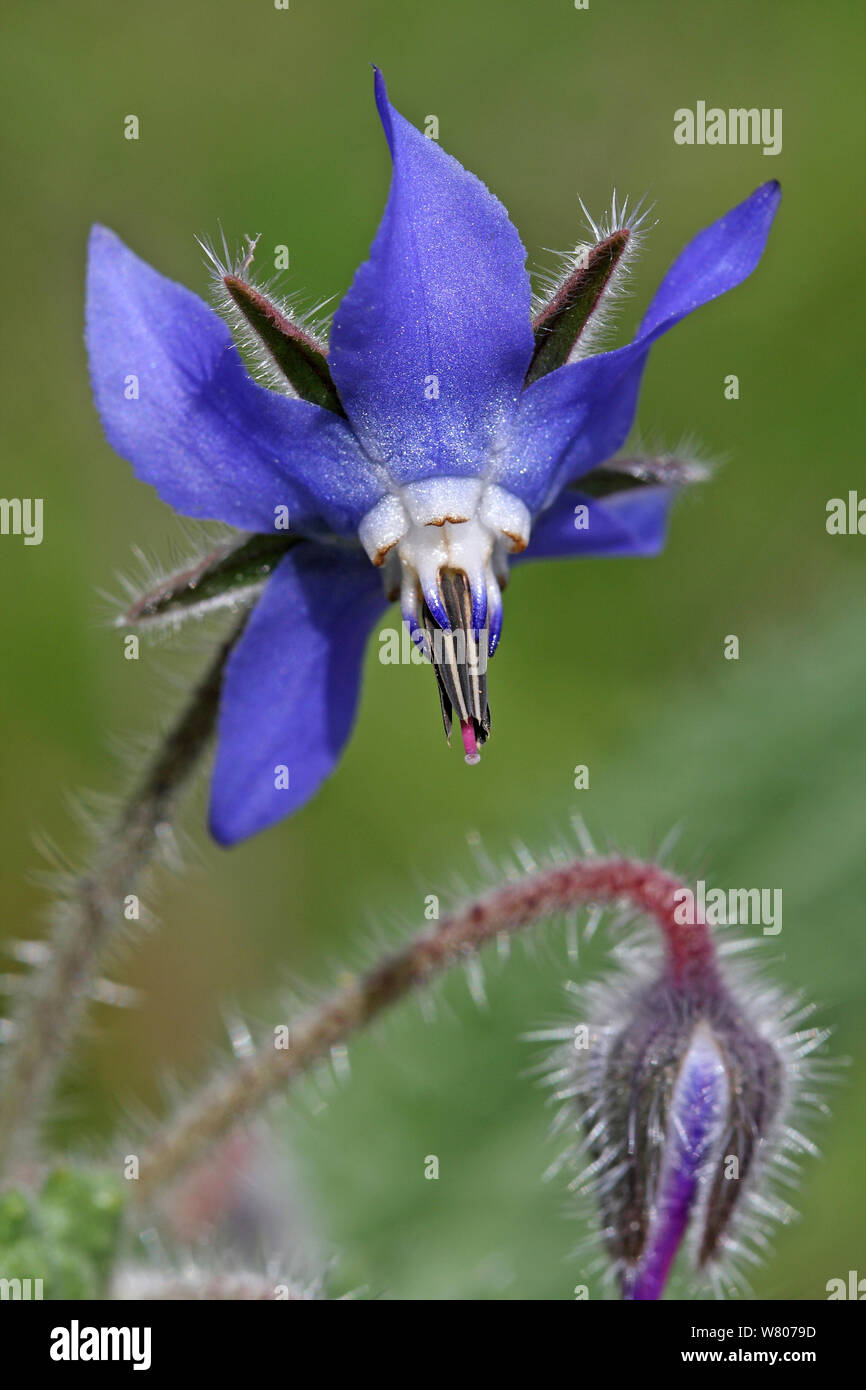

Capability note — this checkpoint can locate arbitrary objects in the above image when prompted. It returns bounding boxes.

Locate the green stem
[0,623,244,1180]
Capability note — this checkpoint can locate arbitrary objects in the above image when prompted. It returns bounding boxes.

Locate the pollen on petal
[460,720,481,765]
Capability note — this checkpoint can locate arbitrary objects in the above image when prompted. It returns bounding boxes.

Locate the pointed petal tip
[207,803,243,849]
[749,178,782,220]
[208,800,273,848]
[371,67,398,155]
[87,223,121,266]
[371,66,391,104]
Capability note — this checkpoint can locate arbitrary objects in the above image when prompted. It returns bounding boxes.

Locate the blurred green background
[0,0,863,1298]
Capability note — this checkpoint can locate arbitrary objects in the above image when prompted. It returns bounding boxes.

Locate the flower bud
[551,945,829,1299]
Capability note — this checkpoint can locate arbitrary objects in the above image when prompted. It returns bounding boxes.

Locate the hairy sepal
[528,229,632,385]
[200,234,343,412]
[119,533,297,632]
[574,453,711,500]
[222,275,344,413]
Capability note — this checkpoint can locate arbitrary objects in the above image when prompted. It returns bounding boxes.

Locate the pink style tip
[460,720,481,765]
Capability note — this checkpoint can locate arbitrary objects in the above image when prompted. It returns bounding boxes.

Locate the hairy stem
[0,624,244,1178]
[135,857,717,1200]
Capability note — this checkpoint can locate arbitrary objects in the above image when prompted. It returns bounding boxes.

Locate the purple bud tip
[622,1023,728,1300]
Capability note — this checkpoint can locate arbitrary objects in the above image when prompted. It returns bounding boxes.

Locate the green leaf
[0,1166,126,1298]
[527,229,630,385]
[0,1188,30,1244]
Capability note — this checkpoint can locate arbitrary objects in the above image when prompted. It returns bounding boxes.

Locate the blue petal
[209,544,388,844]
[329,70,534,487]
[86,226,383,536]
[498,182,781,513]
[517,487,675,562]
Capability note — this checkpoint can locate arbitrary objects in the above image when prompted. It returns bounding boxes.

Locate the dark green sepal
[574,455,709,500]
[224,275,344,414]
[527,229,631,386]
[123,533,297,629]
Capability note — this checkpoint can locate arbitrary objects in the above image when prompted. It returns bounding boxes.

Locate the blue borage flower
[86,71,780,845]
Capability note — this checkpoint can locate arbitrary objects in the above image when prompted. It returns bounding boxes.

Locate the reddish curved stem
[135,856,717,1198]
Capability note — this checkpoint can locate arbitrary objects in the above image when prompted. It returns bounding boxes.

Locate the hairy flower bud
[591,972,784,1297]
[546,915,829,1299]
